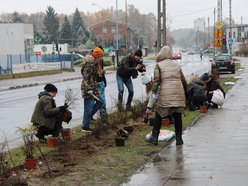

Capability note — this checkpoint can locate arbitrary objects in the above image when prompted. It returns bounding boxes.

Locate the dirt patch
[6,118,147,186]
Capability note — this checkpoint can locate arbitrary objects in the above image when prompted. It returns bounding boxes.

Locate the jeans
[91,81,107,118]
[116,74,134,107]
[83,98,102,128]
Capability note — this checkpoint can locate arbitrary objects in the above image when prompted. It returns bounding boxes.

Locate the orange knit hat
[92,47,104,59]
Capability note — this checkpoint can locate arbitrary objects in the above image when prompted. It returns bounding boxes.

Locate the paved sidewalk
[124,57,248,186]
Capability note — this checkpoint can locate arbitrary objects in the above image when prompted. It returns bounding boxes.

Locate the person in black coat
[201,73,225,108]
[187,77,207,111]
[116,49,145,110]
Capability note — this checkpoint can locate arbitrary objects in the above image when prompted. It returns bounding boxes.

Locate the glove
[147,93,157,108]
[64,103,68,108]
[59,106,66,113]
[146,108,152,115]
[87,90,93,95]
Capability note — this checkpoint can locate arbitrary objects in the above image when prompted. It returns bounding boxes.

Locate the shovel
[89,92,106,107]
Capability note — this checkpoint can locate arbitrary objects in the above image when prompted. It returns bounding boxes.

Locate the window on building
[233,32,236,39]
[112,25,116,33]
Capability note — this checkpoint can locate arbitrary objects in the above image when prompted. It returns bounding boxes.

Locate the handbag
[211,89,225,106]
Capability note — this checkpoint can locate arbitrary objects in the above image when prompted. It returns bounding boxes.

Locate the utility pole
[115,0,119,67]
[208,17,210,47]
[125,0,128,55]
[217,0,222,21]
[241,16,243,42]
[157,0,166,52]
[213,8,216,56]
[228,0,232,55]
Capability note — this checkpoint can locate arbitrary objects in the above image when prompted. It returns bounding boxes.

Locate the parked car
[172,52,182,60]
[187,50,196,55]
[211,54,235,74]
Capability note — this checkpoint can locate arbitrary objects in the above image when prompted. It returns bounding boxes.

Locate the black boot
[146,130,159,145]
[176,136,184,145]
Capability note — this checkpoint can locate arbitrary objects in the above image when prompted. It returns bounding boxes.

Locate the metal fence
[0,54,74,75]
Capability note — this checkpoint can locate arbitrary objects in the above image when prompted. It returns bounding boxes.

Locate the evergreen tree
[71,8,89,47]
[60,15,72,44]
[43,6,60,44]
[11,11,23,23]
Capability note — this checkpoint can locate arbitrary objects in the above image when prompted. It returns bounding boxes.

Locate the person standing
[116,48,145,110]
[81,47,104,132]
[31,84,66,143]
[90,46,108,120]
[146,46,188,146]
[200,50,203,61]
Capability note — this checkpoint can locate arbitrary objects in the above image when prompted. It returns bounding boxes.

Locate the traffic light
[55,43,59,51]
[222,35,226,46]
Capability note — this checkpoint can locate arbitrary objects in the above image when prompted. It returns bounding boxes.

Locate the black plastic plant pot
[123,126,134,134]
[115,136,125,147]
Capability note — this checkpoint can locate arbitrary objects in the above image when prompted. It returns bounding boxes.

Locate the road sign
[41,46,47,53]
[214,39,223,47]
[35,51,41,55]
[214,29,223,38]
[228,38,233,45]
[216,21,223,29]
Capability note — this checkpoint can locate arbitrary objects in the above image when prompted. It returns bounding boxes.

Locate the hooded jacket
[31,91,61,130]
[81,54,99,99]
[152,46,187,116]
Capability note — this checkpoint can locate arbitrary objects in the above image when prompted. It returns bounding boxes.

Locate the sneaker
[81,127,93,132]
[90,116,95,121]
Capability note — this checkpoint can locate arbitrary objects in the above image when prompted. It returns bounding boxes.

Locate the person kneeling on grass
[31,84,66,143]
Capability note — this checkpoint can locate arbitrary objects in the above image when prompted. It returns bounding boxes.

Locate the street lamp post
[92,3,104,47]
[115,0,119,68]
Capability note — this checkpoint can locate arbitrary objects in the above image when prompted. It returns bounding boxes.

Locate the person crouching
[31,84,66,143]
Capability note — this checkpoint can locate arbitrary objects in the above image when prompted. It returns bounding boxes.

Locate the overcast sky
[1,0,247,30]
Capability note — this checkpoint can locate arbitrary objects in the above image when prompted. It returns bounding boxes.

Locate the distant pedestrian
[31,84,66,143]
[200,50,203,61]
[90,46,108,121]
[81,47,104,132]
[145,46,188,146]
[201,73,225,109]
[116,48,145,110]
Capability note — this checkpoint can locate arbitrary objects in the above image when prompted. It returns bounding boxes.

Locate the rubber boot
[176,133,184,145]
[146,130,159,145]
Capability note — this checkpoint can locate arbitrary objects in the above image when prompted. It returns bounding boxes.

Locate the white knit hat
[141,74,151,85]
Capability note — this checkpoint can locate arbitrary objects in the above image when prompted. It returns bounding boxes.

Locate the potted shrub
[17,126,37,170]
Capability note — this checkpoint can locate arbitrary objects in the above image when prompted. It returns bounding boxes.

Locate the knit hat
[92,47,104,59]
[141,74,151,85]
[44,84,58,93]
[134,49,142,58]
[201,73,209,81]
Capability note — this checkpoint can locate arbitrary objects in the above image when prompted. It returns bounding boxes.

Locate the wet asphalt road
[0,54,210,149]
[122,57,248,186]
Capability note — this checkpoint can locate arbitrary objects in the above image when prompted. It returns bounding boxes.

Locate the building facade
[226,24,248,53]
[194,18,205,33]
[90,19,133,49]
[0,23,34,70]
